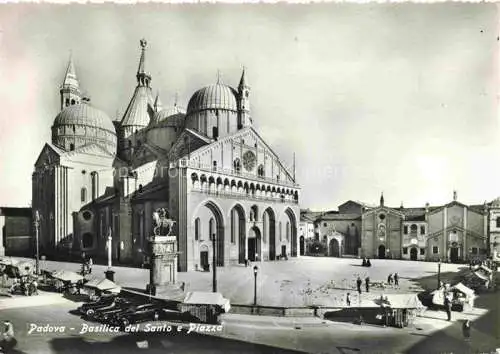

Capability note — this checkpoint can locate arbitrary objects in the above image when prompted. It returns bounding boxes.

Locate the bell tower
[238,67,251,128]
[60,54,81,111]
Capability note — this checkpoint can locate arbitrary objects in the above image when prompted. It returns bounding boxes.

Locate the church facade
[32,40,300,272]
[360,192,489,263]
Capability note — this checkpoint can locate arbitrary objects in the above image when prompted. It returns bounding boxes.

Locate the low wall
[229,304,317,317]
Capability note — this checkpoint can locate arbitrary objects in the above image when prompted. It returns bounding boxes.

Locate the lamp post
[253,265,258,306]
[105,227,115,282]
[212,233,217,293]
[437,258,442,289]
[34,210,40,275]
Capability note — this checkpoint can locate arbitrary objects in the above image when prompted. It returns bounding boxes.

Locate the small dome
[53,103,115,133]
[151,106,186,125]
[187,83,238,115]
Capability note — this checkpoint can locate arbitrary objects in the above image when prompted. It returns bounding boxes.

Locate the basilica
[32,40,300,272]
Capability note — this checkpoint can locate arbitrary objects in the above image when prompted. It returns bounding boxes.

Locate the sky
[0,3,498,211]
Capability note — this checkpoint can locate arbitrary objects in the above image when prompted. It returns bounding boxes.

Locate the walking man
[356,276,362,295]
[394,273,399,287]
[462,320,471,342]
[88,257,93,274]
[365,276,370,293]
[387,273,393,286]
[346,293,351,306]
[444,295,452,321]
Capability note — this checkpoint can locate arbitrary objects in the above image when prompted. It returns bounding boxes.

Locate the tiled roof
[318,213,361,221]
[121,86,155,128]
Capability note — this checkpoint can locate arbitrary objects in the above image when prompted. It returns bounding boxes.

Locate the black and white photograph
[0,2,499,353]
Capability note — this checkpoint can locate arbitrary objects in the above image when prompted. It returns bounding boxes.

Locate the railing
[191,187,299,204]
[179,159,299,188]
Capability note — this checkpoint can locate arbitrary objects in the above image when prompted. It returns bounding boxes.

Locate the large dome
[187,83,238,115]
[51,102,117,154]
[151,105,186,126]
[53,103,116,133]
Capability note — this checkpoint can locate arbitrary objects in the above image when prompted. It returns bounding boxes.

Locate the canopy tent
[373,294,425,309]
[452,282,475,298]
[51,270,84,283]
[83,278,121,294]
[183,292,231,313]
[0,258,21,266]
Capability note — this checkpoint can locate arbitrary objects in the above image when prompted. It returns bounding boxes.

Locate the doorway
[200,251,209,271]
[299,236,305,256]
[378,245,386,259]
[329,238,340,257]
[410,247,418,261]
[450,247,459,263]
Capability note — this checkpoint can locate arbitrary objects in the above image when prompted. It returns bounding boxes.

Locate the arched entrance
[410,247,418,261]
[378,245,386,259]
[204,201,225,267]
[264,208,276,260]
[248,227,261,261]
[329,238,340,257]
[230,205,246,264]
[285,208,298,257]
[300,236,305,256]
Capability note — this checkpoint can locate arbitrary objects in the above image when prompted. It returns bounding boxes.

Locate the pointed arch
[229,203,246,264]
[263,207,277,260]
[284,207,298,257]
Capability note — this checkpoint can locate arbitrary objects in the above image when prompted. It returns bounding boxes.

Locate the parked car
[110,303,168,328]
[94,301,142,322]
[77,295,116,316]
[86,298,136,320]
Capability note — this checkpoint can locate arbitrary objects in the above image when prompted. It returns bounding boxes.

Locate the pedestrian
[88,257,93,274]
[0,320,17,353]
[444,295,452,321]
[356,276,362,295]
[346,293,351,306]
[394,273,399,287]
[365,276,370,293]
[362,257,367,267]
[387,273,393,285]
[366,258,371,267]
[462,320,471,342]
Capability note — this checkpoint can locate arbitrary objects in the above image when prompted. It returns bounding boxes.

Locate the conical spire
[380,192,384,207]
[239,66,248,89]
[62,53,79,89]
[136,39,151,87]
[216,69,223,84]
[154,91,163,112]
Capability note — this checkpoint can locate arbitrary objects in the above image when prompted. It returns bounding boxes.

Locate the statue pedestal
[105,269,115,282]
[147,235,184,300]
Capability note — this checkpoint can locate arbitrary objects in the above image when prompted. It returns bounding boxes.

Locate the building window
[420,248,425,255]
[420,225,425,234]
[471,247,478,255]
[81,187,87,203]
[71,99,75,105]
[403,247,408,255]
[69,143,75,151]
[195,218,200,241]
[496,217,500,228]
[209,218,215,240]
[432,246,439,254]
[233,158,241,174]
[410,224,418,234]
[138,184,143,193]
[286,221,290,242]
[403,225,408,234]
[65,98,70,107]
[323,222,327,227]
[279,221,282,242]
[82,210,92,221]
[212,161,217,171]
[257,165,264,178]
